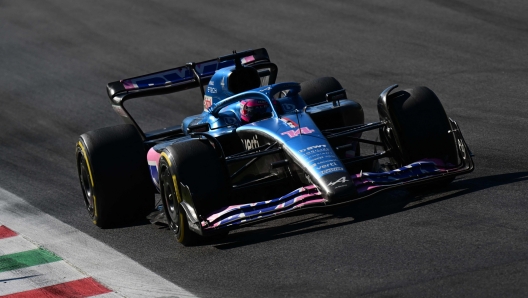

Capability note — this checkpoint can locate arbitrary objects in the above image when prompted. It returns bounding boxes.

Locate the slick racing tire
[158,139,229,246]
[299,77,344,105]
[76,124,154,228]
[385,86,458,168]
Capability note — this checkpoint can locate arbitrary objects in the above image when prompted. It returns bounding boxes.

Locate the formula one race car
[76,48,474,245]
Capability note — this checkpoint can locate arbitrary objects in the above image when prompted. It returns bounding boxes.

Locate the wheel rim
[161,167,180,235]
[79,158,95,218]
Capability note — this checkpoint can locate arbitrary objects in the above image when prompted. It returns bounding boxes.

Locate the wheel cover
[161,168,180,235]
[79,158,95,218]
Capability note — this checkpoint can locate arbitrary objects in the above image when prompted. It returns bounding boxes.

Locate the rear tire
[384,86,457,166]
[76,124,154,228]
[299,77,344,105]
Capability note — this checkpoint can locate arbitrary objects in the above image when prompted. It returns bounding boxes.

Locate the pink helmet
[240,98,271,123]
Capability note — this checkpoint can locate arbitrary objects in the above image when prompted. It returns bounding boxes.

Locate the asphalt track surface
[1,1,527,297]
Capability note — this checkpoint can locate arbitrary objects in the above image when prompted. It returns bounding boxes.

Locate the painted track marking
[0,187,196,298]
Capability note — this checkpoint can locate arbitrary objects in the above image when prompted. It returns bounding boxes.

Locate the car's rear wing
[106,48,277,141]
[106,48,273,101]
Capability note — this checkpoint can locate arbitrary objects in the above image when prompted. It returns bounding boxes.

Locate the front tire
[384,86,457,166]
[158,156,197,246]
[158,139,229,245]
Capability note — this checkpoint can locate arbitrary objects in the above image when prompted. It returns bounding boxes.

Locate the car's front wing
[196,119,475,235]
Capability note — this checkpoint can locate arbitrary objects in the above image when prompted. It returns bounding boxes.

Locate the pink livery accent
[147,148,162,191]
[121,79,136,90]
[147,148,161,168]
[281,127,315,138]
[202,185,323,229]
[241,55,255,64]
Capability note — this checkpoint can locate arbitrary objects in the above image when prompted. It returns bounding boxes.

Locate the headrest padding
[228,67,261,94]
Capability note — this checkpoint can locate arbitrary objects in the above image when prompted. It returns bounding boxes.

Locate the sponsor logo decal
[299,144,326,153]
[280,117,298,129]
[307,156,328,163]
[321,167,345,175]
[121,59,230,91]
[284,121,296,129]
[298,143,345,176]
[203,95,213,111]
[242,135,260,150]
[328,176,349,186]
[195,60,220,75]
[207,86,217,94]
[281,127,315,138]
[315,162,338,170]
[281,103,297,112]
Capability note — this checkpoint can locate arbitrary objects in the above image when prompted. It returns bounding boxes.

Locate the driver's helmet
[240,98,271,123]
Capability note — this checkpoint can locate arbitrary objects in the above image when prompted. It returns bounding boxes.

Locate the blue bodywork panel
[176,81,356,203]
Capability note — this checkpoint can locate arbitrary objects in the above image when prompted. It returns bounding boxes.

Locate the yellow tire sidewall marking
[77,141,98,222]
[160,152,182,204]
[160,152,186,242]
[77,141,94,187]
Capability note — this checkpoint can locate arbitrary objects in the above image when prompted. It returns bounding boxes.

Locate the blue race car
[76,48,474,245]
